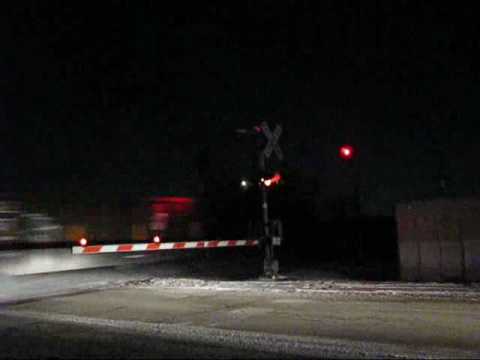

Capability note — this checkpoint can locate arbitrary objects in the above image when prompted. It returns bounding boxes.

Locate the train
[1,194,259,249]
[62,196,209,247]
[0,199,21,244]
[0,166,269,252]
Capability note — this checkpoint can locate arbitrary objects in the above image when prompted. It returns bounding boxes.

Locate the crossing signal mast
[256,121,284,279]
[236,122,284,278]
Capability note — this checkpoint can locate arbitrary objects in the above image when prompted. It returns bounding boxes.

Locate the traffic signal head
[339,145,355,160]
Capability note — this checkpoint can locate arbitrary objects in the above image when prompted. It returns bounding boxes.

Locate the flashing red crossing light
[261,172,282,187]
[339,145,355,160]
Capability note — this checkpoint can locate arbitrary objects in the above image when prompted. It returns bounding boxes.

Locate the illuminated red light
[79,238,88,247]
[152,197,193,204]
[152,197,194,216]
[339,145,354,160]
[263,172,282,187]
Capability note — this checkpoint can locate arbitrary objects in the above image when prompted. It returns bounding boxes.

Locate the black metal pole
[262,186,270,238]
[259,152,273,277]
[262,184,274,275]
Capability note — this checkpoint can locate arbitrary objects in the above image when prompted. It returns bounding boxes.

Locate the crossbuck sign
[260,121,283,161]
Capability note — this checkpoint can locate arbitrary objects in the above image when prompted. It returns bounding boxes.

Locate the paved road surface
[0,311,296,359]
[0,247,186,276]
[0,246,257,304]
[0,247,194,304]
[2,285,480,358]
[1,248,480,358]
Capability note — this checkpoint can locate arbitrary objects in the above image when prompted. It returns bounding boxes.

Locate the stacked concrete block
[396,204,420,281]
[396,197,480,282]
[457,199,480,282]
[436,200,463,281]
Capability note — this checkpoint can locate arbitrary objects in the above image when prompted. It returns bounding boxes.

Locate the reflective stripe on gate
[72,239,260,255]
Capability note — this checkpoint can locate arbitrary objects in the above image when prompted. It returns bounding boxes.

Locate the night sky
[2,1,480,217]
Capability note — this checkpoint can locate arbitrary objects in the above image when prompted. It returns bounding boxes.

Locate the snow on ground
[127,268,480,301]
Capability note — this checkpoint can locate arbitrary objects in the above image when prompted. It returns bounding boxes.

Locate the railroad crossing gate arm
[72,239,260,255]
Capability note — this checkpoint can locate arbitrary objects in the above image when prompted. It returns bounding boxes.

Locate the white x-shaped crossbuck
[260,121,283,161]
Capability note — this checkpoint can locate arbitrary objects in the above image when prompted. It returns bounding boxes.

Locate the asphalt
[0,246,187,276]
[0,311,297,359]
[2,282,480,358]
[1,247,480,358]
[0,247,259,305]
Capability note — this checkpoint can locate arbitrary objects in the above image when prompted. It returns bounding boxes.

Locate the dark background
[1,2,479,274]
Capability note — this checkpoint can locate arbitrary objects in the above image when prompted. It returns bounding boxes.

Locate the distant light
[339,145,355,160]
[240,179,250,190]
[153,235,161,243]
[79,238,87,247]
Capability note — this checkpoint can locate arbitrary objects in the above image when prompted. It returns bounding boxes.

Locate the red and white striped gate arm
[72,239,260,255]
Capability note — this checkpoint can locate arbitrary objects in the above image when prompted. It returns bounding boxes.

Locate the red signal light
[339,145,354,160]
[262,172,282,187]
